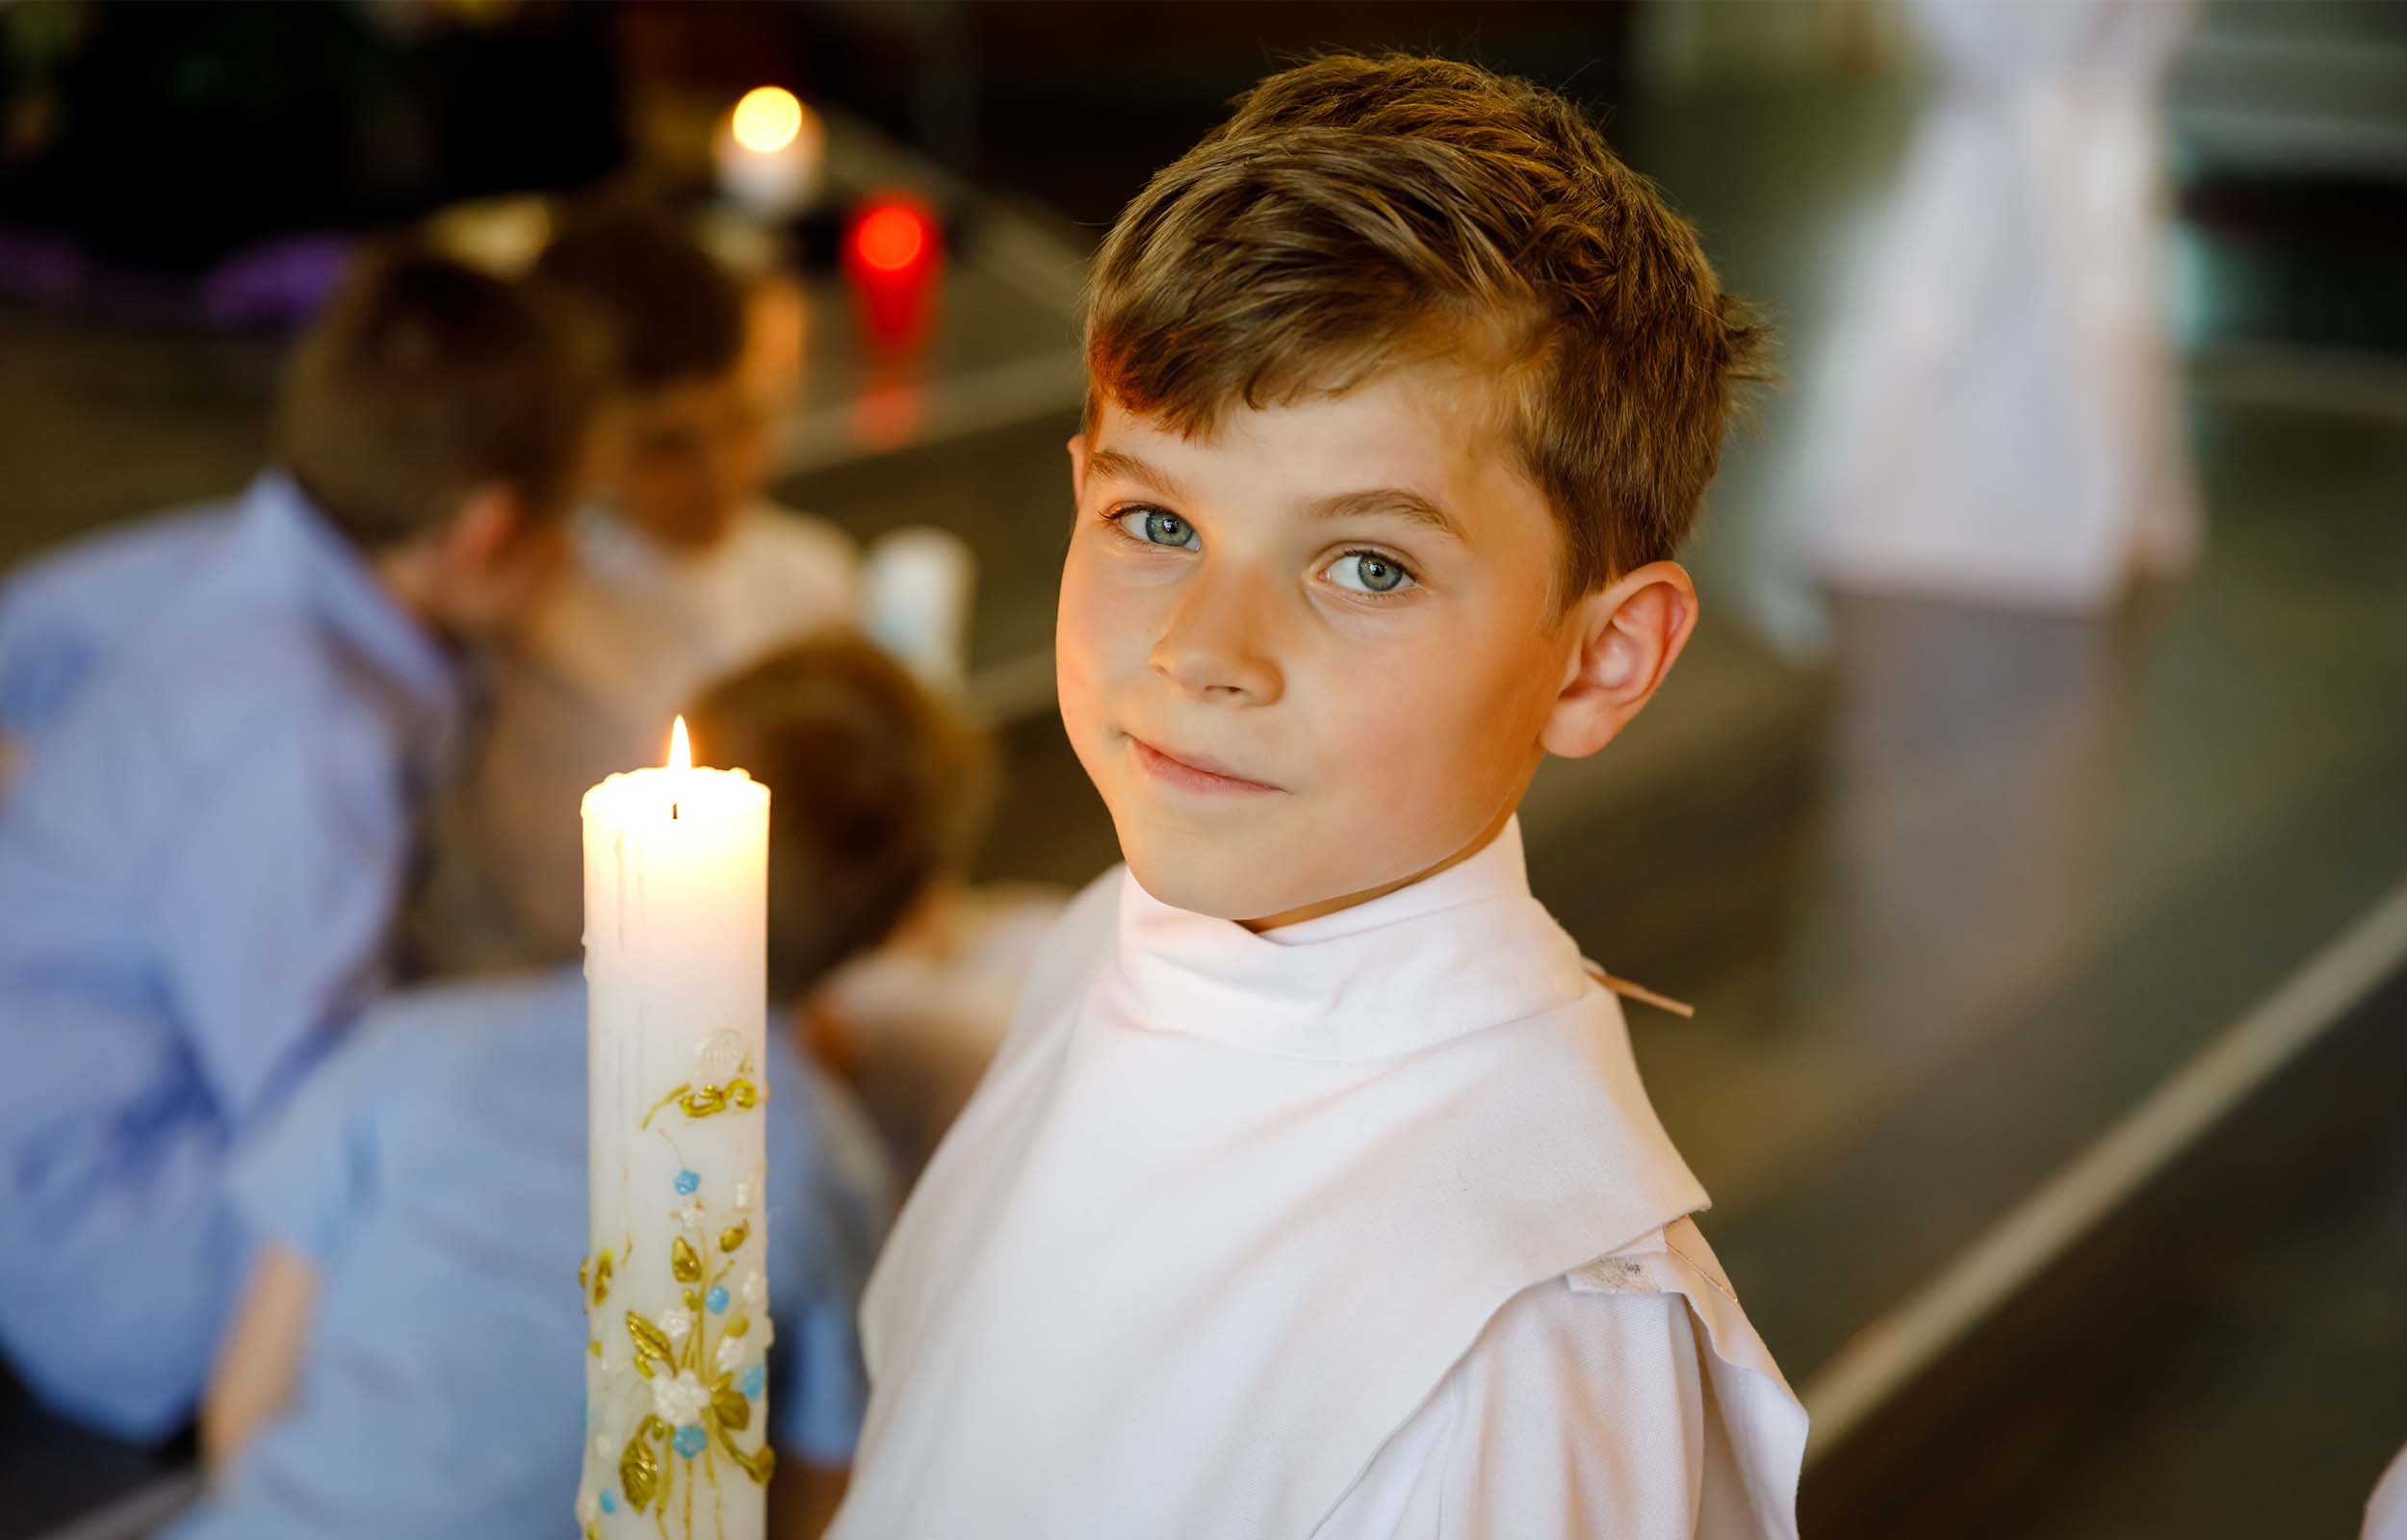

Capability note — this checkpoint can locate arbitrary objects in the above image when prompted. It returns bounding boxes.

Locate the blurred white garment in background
[2368,1438,2407,1540]
[1806,0,2202,611]
[815,877,1071,1181]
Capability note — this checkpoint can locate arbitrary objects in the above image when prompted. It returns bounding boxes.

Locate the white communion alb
[827,816,1807,1538]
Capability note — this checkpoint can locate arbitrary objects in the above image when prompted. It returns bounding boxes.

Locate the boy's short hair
[534,196,747,391]
[275,244,606,550]
[688,632,996,1003]
[1082,52,1769,620]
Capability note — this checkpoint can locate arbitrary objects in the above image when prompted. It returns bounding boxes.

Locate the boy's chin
[1116,826,1334,928]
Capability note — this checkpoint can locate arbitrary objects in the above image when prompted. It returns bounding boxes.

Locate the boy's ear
[1540,561,1700,761]
[1067,433,1090,508]
[443,483,527,572]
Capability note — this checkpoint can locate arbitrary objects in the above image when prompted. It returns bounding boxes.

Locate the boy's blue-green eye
[1132,508,1197,550]
[1333,552,1409,594]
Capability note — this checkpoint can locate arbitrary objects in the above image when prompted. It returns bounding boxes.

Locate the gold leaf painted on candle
[619,1433,660,1512]
[724,1313,749,1339]
[591,1251,613,1308]
[578,1255,588,1296]
[713,1424,776,1486]
[588,1338,600,1358]
[639,1083,694,1130]
[627,1311,672,1364]
[672,1237,703,1283]
[728,1078,759,1110]
[717,1222,748,1252]
[712,1385,751,1432]
[681,1085,727,1117]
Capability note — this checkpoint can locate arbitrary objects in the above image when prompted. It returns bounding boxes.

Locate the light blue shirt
[164,969,891,1540]
[0,471,461,1438]
[0,504,233,746]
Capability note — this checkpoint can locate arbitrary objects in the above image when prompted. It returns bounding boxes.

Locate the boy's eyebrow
[1088,447,1467,546]
[1086,448,1195,504]
[1295,486,1468,547]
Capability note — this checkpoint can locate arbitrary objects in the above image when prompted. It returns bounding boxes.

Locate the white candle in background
[714,86,826,222]
[862,526,976,695]
[579,716,774,1538]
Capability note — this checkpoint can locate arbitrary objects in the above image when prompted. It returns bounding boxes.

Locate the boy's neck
[1237,801,1516,934]
[369,544,470,654]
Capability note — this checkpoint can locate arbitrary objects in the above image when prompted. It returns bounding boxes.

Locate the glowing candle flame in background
[731,87,802,154]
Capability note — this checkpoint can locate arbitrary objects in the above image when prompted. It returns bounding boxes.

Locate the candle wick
[671,802,681,821]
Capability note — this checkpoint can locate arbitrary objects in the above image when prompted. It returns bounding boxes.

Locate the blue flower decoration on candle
[706,1285,729,1315]
[600,1491,618,1515]
[741,1363,765,1399]
[672,1424,708,1459]
[673,1168,700,1195]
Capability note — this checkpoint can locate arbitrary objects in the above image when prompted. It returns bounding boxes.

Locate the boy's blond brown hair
[688,632,996,1004]
[1083,52,1768,622]
[275,244,606,550]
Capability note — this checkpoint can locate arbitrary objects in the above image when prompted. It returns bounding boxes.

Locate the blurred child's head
[687,631,995,1005]
[536,199,772,552]
[1059,53,1768,926]
[276,245,606,640]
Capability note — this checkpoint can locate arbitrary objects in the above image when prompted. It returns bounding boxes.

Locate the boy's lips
[1124,732,1282,793]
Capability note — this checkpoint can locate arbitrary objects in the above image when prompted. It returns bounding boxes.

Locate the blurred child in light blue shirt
[0,247,603,1439]
[172,630,993,1539]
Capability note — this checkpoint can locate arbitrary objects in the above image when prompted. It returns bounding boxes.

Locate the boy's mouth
[1124,732,1283,795]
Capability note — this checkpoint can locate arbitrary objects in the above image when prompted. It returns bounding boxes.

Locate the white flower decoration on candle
[741,1270,768,1313]
[652,1368,709,1425]
[715,1332,751,1374]
[660,1304,694,1345]
[733,1181,756,1215]
[757,1316,775,1352]
[675,1197,706,1232]
[698,1030,748,1082]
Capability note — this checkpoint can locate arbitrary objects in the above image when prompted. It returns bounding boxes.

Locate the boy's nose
[1149,567,1282,706]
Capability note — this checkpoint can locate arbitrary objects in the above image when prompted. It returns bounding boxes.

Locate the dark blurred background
[4,3,2406,1536]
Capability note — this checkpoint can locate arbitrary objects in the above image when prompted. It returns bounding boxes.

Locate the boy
[0,247,602,1438]
[411,198,860,974]
[168,630,994,1540]
[829,54,1806,1538]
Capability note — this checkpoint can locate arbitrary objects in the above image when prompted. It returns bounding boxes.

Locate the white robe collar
[838,815,1722,1537]
[1111,813,1596,1060]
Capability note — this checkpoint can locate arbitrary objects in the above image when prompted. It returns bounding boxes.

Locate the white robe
[828,816,1806,1538]
[1801,0,2201,611]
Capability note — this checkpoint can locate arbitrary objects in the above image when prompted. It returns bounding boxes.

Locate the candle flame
[669,715,692,772]
[732,87,803,154]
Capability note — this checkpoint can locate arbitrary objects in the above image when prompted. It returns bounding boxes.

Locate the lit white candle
[714,86,826,221]
[579,717,774,1537]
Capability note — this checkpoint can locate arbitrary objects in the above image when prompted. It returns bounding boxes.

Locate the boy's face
[1059,365,1620,929]
[602,369,773,552]
[603,282,803,553]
